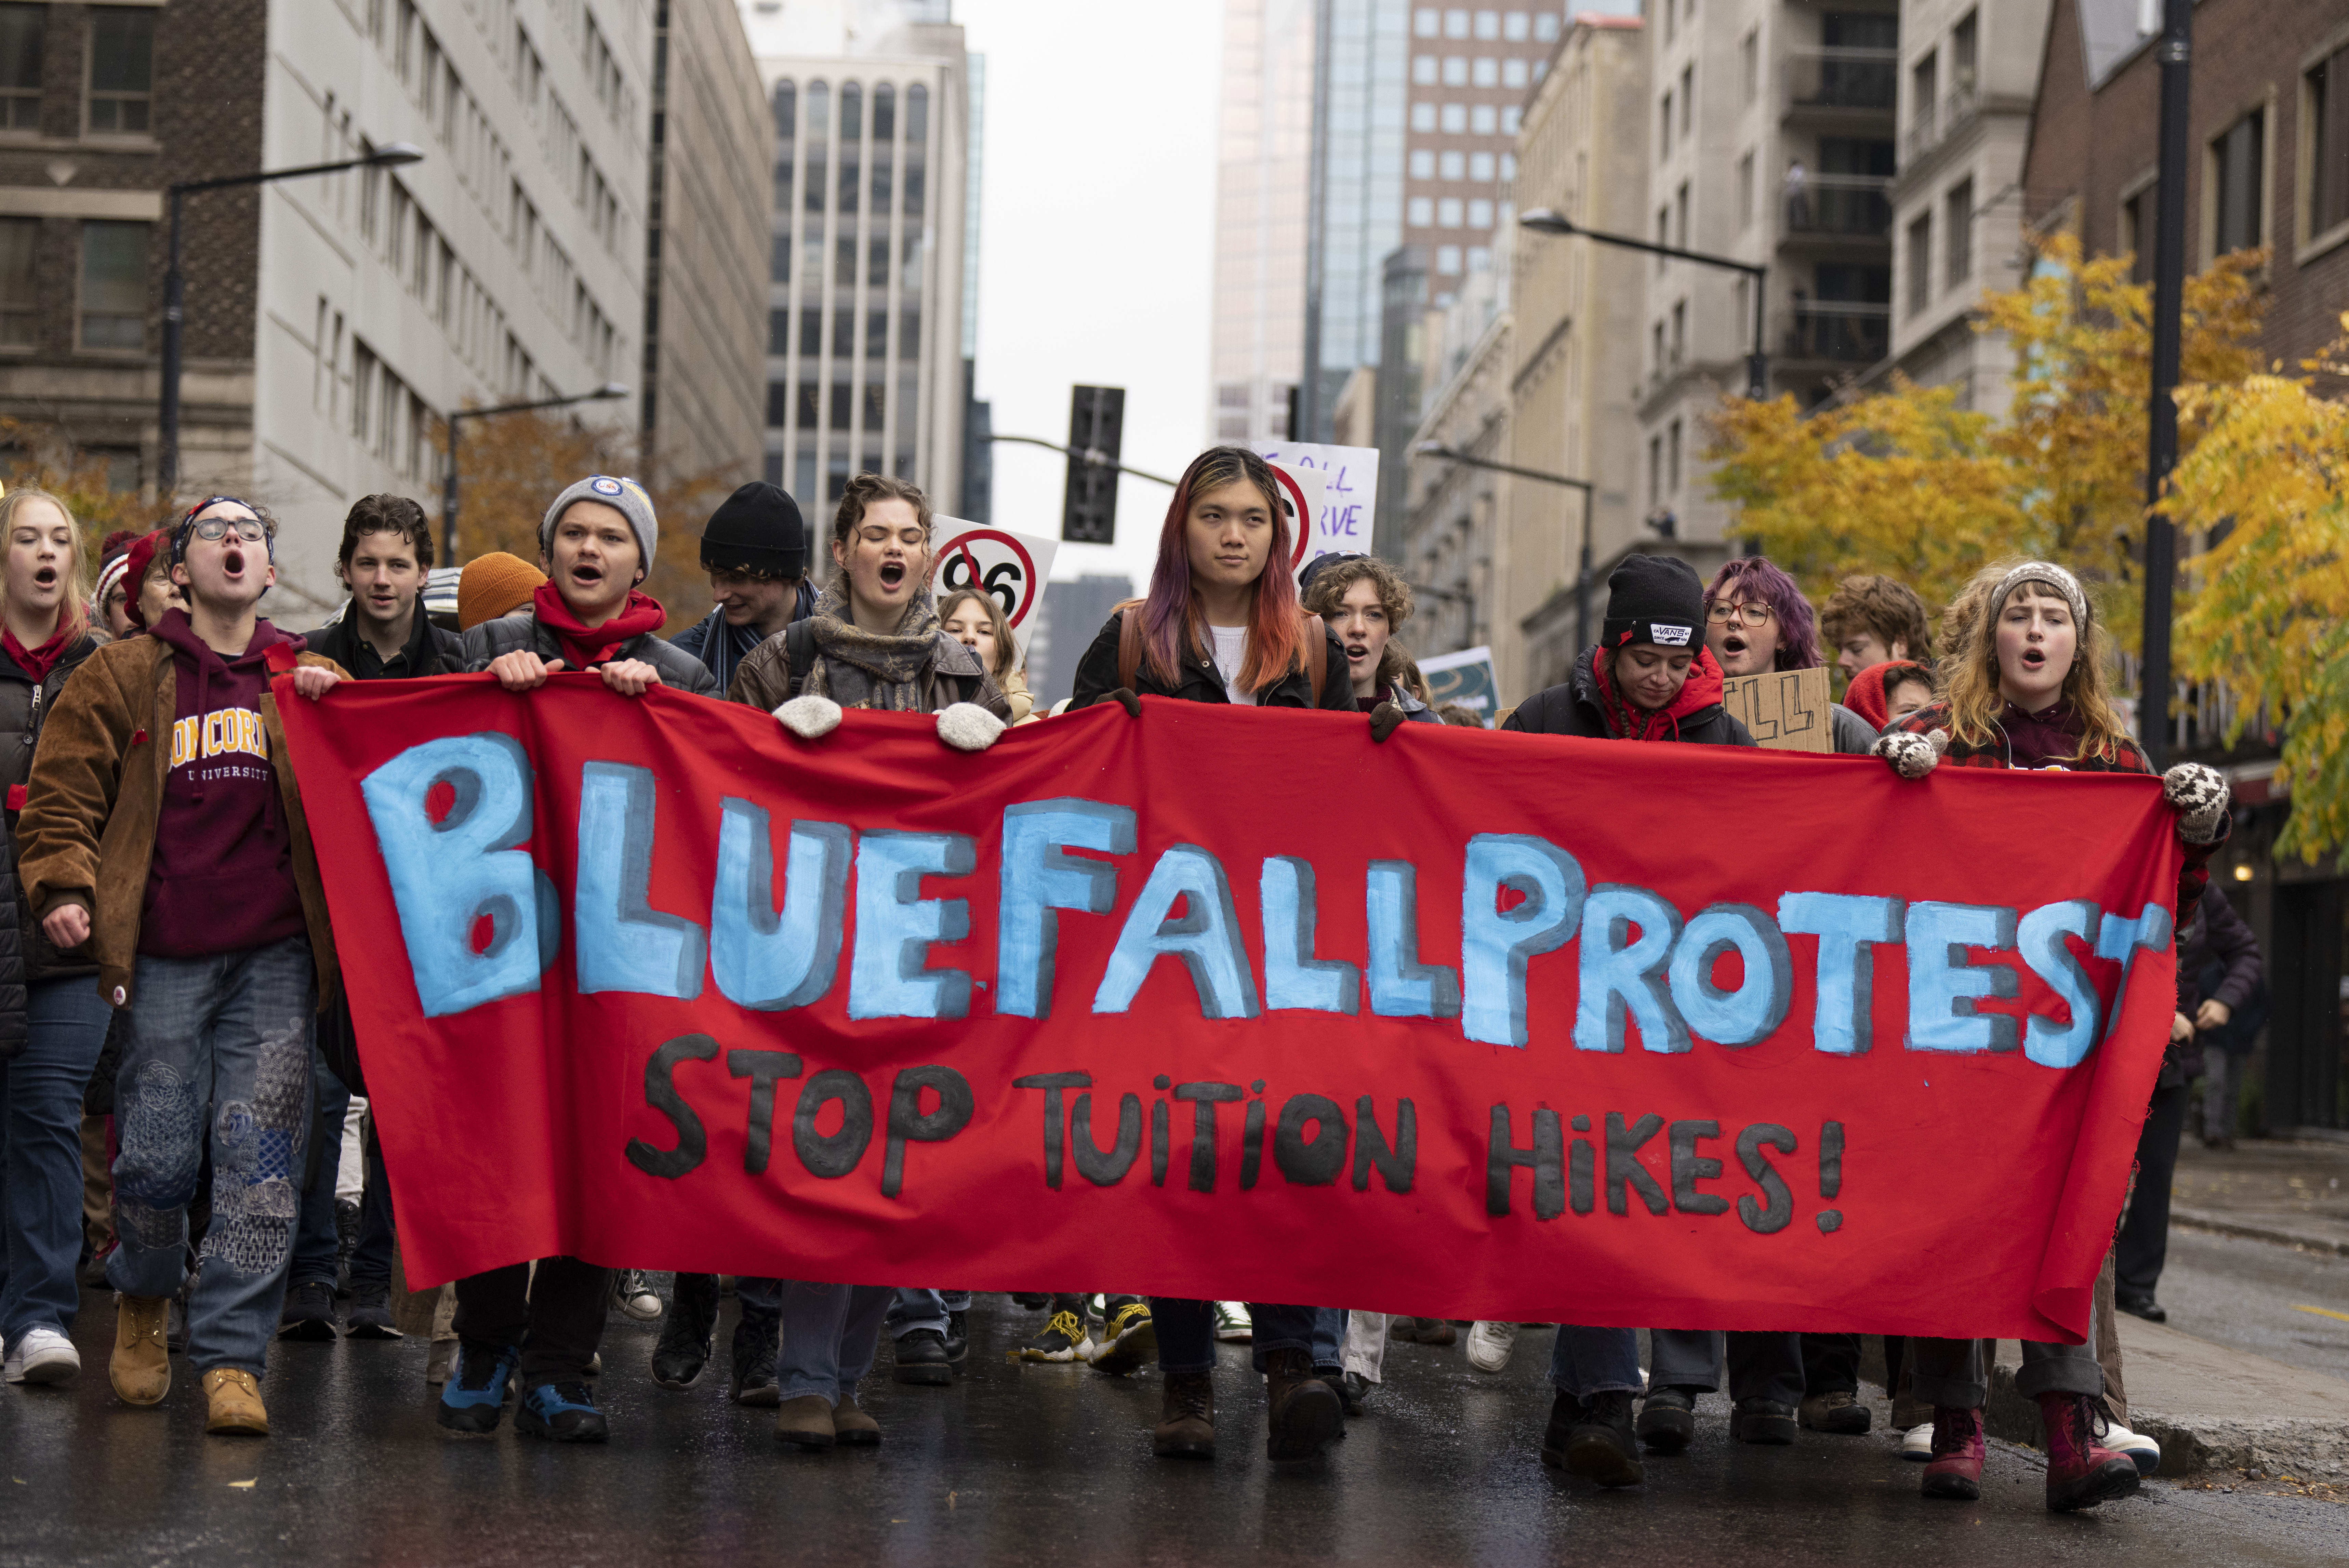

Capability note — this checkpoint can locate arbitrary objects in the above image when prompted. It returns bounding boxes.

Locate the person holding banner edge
[1069,445,1357,1465]
[1873,558,2230,1512]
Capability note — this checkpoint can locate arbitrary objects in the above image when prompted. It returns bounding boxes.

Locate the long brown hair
[1139,447,1304,692]
[1938,559,2130,762]
[935,586,1016,679]
[0,487,89,645]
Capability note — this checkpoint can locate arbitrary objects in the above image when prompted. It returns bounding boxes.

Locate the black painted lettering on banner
[1013,1071,1091,1188]
[727,1049,803,1175]
[793,1068,874,1179]
[883,1066,976,1198]
[1150,1097,1170,1186]
[1605,1111,1669,1216]
[1737,1122,1797,1234]
[1241,1094,1266,1189]
[1668,1119,1728,1215]
[627,1033,719,1179]
[1487,1104,1563,1219]
[1352,1096,1415,1193]
[1819,1118,1845,1199]
[1569,1130,1594,1214]
[1173,1081,1244,1192]
[1072,1091,1142,1186]
[1275,1093,1348,1186]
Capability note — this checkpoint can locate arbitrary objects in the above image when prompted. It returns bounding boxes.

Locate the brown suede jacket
[15,632,347,1012]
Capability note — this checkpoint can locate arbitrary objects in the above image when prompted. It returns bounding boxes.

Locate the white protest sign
[925,517,1058,660]
[1265,462,1326,581]
[1256,441,1379,573]
[1418,645,1501,722]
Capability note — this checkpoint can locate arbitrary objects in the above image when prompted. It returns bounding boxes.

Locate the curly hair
[1937,559,2131,762]
[1705,557,1820,670]
[1300,555,1416,629]
[1820,573,1932,662]
[831,472,933,549]
[338,492,435,572]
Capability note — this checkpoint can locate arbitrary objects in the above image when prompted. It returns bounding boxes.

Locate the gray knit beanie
[541,475,658,576]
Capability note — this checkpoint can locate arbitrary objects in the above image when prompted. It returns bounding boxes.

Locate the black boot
[1263,1346,1344,1462]
[1636,1385,1697,1452]
[1565,1390,1645,1488]
[730,1301,780,1406]
[652,1273,720,1388]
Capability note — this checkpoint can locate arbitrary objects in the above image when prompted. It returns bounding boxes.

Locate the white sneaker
[1464,1320,1516,1373]
[3,1326,79,1385]
[614,1271,663,1322]
[2104,1420,2162,1476]
[1212,1302,1252,1343]
[1900,1420,1934,1460]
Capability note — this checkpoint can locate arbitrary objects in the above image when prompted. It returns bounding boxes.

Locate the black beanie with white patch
[1601,553,1704,651]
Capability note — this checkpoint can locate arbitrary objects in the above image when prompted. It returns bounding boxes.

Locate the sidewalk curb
[2171,1206,2349,1256]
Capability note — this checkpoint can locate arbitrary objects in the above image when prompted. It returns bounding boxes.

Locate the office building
[1399,3,1567,302]
[1298,0,1410,443]
[1209,0,1314,446]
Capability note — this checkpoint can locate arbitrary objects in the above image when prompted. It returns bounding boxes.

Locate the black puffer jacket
[304,605,466,679]
[0,630,103,1060]
[1069,609,1357,713]
[462,608,719,696]
[1504,645,1757,748]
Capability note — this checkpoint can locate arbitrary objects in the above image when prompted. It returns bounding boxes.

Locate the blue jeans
[1150,1298,1316,1374]
[882,1287,947,1338]
[106,939,315,1376]
[0,979,112,1339]
[289,1045,349,1289]
[775,1280,893,1403]
[1549,1326,1643,1399]
[1312,1305,1346,1371]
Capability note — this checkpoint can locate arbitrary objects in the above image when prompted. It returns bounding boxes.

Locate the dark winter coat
[304,606,466,680]
[1069,610,1357,713]
[1503,646,1757,747]
[2178,889,2265,1074]
[0,629,101,1059]
[462,608,719,696]
[671,579,817,695]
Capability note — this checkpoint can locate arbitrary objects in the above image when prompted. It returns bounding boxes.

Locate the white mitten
[2162,761,2230,845]
[936,702,1008,753]
[1871,728,1948,780]
[774,694,843,740]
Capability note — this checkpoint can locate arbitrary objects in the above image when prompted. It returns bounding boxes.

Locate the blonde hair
[0,487,88,644]
[1938,558,2130,762]
[935,586,1017,679]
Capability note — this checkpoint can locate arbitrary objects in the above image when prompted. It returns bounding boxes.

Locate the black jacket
[462,609,719,696]
[1503,646,1757,748]
[304,606,466,680]
[1069,612,1358,713]
[0,631,103,1059]
[2176,889,2265,1071]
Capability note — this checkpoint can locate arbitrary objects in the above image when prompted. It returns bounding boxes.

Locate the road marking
[2291,1304,2349,1324]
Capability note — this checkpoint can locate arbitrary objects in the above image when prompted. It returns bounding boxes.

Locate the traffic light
[1061,384,1124,544]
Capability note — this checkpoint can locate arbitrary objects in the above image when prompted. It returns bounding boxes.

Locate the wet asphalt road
[2151,1226,2349,1381]
[3,1280,2345,1567]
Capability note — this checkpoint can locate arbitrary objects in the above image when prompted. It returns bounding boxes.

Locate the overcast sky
[957,0,1223,588]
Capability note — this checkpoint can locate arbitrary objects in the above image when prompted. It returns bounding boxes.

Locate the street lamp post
[1415,442,1596,652]
[2140,0,2194,771]
[440,384,632,563]
[1517,208,1769,400]
[159,142,426,495]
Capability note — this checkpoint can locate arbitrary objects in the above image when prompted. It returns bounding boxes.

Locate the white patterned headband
[1989,561,2088,630]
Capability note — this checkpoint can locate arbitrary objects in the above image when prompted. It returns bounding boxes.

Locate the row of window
[1412,8,1563,43]
[1411,100,1522,137]
[0,4,152,137]
[1409,149,1516,183]
[1904,180,1975,316]
[1407,196,1503,231]
[1412,55,1544,90]
[775,442,919,506]
[765,305,922,362]
[773,79,931,221]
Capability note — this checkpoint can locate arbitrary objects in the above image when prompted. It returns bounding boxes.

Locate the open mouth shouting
[1720,632,1748,661]
[30,564,55,592]
[219,545,250,581]
[1342,638,1372,671]
[877,559,907,593]
[2019,646,2048,675]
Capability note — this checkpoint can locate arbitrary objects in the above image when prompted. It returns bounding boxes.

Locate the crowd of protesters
[0,444,2245,1517]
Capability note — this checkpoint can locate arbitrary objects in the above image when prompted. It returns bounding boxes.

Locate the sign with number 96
[925,519,1059,660]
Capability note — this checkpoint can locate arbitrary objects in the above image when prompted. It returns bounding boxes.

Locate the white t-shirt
[1208,624,1257,706]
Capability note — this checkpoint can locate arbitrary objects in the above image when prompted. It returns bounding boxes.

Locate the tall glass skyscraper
[1299,0,1410,442]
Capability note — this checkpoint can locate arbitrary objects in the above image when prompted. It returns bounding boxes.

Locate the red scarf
[4,616,75,685]
[1592,645,1728,742]
[532,582,667,671]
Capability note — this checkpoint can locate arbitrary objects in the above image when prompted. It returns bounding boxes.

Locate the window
[0,216,31,346]
[2122,183,2157,283]
[1415,9,1440,38]
[769,310,788,355]
[1467,244,1490,272]
[1440,103,1466,133]
[1502,58,1526,90]
[0,5,41,130]
[2210,110,2264,255]
[766,381,789,426]
[1409,149,1434,179]
[1414,55,1437,85]
[1651,319,1664,372]
[1412,102,1437,132]
[1674,181,1688,246]
[1435,244,1462,274]
[1952,10,1978,91]
[1648,435,1662,505]
[88,8,155,134]
[796,381,819,428]
[1474,10,1498,40]
[1738,150,1755,229]
[1408,196,1434,226]
[1906,212,1932,314]
[1218,384,1249,409]
[1442,56,1467,87]
[1667,419,1682,494]
[1912,52,1937,144]
[79,221,145,350]
[1499,151,1516,181]
[1504,11,1527,41]
[1500,105,1521,136]
[1680,67,1693,138]
[1469,150,1494,181]
[1437,197,1463,227]
[1471,57,1497,88]
[801,306,821,355]
[2310,44,2349,239]
[830,380,851,430]
[1445,9,1469,38]
[1670,300,1685,365]
[1468,199,1493,228]
[1470,105,1496,134]
[1741,30,1759,107]
[1945,180,1973,286]
[1660,92,1672,158]
[1439,150,1464,180]
[1533,12,1558,42]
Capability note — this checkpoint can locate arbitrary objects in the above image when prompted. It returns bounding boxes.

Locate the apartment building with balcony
[1634,1,1898,546]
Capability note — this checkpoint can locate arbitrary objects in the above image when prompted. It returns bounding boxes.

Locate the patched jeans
[106,938,315,1376]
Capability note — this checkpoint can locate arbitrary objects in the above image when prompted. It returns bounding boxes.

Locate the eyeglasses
[1706,601,1774,626]
[190,517,267,543]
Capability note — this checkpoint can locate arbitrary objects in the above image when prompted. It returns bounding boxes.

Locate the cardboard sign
[1257,442,1378,574]
[926,518,1059,659]
[1419,645,1500,720]
[1722,666,1834,753]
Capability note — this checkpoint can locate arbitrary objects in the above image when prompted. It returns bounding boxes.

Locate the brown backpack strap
[1302,613,1327,707]
[1116,603,1144,694]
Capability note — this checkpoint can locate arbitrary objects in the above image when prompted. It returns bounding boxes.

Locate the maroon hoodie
[138,609,308,958]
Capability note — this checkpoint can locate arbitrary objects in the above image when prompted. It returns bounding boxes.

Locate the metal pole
[1748,261,1769,400]
[2141,0,2192,770]
[442,414,463,564]
[158,188,185,496]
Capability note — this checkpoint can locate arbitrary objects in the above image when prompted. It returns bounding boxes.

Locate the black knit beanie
[1600,553,1703,651]
[700,481,807,579]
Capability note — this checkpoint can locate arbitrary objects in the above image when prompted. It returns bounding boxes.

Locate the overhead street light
[1518,207,1768,400]
[440,383,632,562]
[989,432,1179,488]
[158,141,428,494]
[1415,441,1598,653]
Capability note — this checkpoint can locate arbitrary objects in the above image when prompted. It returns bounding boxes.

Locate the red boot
[1920,1406,1984,1500]
[2037,1392,2141,1513]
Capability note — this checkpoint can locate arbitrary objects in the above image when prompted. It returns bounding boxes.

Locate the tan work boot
[1152,1369,1216,1459]
[110,1294,171,1406]
[831,1394,881,1447]
[202,1368,269,1435]
[775,1392,835,1450]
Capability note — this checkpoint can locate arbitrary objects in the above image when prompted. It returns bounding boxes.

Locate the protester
[2118,887,2261,1321]
[669,480,816,694]
[0,490,107,1388]
[455,552,547,633]
[1873,558,2230,1511]
[439,476,715,1445]
[114,529,184,636]
[1298,552,1438,723]
[91,530,139,641]
[1502,553,1753,1490]
[939,587,1035,723]
[1819,573,1932,681]
[2194,902,2267,1151]
[287,496,465,1344]
[1840,659,1935,732]
[18,495,346,1436]
[727,471,1010,1451]
[1702,557,1878,753]
[1066,446,1355,1465]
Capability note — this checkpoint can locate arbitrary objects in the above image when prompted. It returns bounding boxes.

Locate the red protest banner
[278,679,2182,1342]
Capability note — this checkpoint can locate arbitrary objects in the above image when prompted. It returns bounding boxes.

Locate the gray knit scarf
[802,582,972,711]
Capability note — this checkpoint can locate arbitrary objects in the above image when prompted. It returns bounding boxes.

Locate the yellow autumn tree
[0,416,176,576]
[2169,319,2349,861]
[1705,233,2266,653]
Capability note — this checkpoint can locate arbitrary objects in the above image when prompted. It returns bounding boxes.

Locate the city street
[0,1239,2341,1568]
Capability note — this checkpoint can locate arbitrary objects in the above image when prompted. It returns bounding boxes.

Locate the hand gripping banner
[279,679,2183,1341]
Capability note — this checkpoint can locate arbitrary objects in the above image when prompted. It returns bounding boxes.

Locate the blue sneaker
[516,1380,608,1443]
[436,1342,519,1433]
